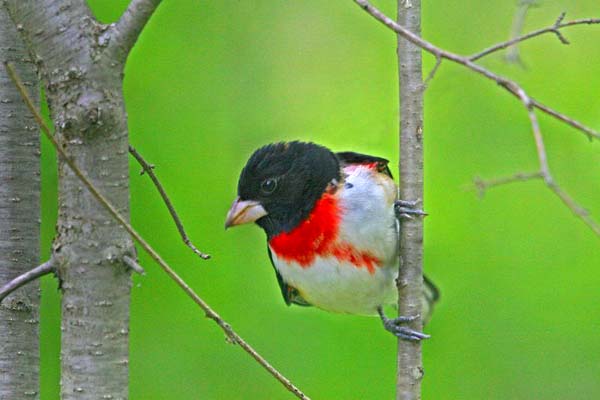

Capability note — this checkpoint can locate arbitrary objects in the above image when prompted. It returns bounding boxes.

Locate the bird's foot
[377,306,430,341]
[394,199,427,220]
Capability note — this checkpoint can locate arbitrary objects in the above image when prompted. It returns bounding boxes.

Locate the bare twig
[473,171,542,197]
[353,0,600,238]
[123,255,146,275]
[353,0,600,142]
[109,0,163,61]
[5,62,310,400]
[0,260,55,303]
[530,98,598,142]
[515,89,598,236]
[129,145,211,260]
[470,13,600,62]
[475,89,600,236]
[545,179,598,236]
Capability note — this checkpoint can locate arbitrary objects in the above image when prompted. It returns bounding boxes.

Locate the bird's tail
[422,274,440,325]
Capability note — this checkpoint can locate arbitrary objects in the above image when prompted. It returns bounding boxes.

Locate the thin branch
[474,168,600,236]
[545,179,599,236]
[5,62,310,400]
[474,88,600,236]
[470,13,600,62]
[109,0,163,62]
[530,98,598,142]
[473,171,542,197]
[514,89,548,173]
[517,89,599,235]
[0,260,55,303]
[128,145,211,260]
[123,255,146,275]
[353,0,600,142]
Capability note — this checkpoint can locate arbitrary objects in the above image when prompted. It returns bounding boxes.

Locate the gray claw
[389,326,430,341]
[395,199,427,220]
[396,199,421,208]
[377,307,429,341]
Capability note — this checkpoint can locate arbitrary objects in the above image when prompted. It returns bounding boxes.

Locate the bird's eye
[261,178,278,195]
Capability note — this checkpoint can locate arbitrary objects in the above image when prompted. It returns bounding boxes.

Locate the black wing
[336,151,393,179]
[423,275,440,303]
[267,246,312,307]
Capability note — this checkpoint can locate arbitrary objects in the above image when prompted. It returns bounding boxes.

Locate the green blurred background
[37,1,600,399]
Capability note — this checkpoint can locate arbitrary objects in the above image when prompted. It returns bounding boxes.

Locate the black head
[225,141,340,237]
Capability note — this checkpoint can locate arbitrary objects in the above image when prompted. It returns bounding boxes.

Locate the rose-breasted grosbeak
[225,141,438,340]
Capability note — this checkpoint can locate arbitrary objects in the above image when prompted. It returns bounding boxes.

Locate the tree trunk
[396,0,424,399]
[0,7,41,400]
[5,1,135,398]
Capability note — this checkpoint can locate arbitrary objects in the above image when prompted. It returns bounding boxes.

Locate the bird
[225,141,439,340]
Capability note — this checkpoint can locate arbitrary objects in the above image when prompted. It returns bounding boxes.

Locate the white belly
[270,252,398,315]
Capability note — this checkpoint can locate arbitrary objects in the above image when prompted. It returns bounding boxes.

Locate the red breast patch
[269,193,381,274]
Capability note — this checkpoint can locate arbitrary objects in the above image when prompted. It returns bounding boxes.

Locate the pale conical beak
[224,197,268,229]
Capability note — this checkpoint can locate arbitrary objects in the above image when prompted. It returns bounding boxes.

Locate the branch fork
[354,0,600,238]
[551,13,570,45]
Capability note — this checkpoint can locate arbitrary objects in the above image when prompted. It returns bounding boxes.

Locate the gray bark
[4,1,138,398]
[0,7,41,400]
[396,0,424,399]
